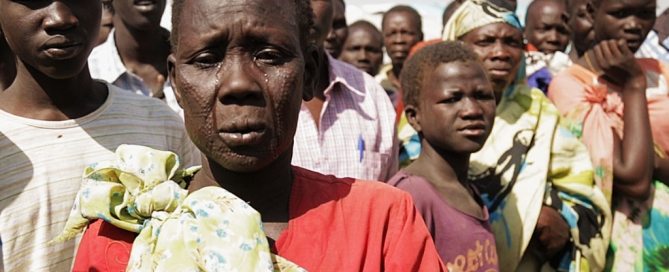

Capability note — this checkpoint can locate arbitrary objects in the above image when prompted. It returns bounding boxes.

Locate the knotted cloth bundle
[52,144,304,272]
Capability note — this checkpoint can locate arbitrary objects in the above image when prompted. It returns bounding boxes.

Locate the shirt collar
[324,53,366,97]
[90,29,128,83]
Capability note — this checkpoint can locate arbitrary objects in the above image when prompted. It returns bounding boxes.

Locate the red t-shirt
[73,167,445,271]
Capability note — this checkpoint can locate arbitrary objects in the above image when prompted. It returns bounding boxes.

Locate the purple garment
[388,171,499,272]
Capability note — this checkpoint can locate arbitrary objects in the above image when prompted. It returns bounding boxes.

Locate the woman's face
[460,23,524,97]
[593,0,656,53]
[168,0,311,172]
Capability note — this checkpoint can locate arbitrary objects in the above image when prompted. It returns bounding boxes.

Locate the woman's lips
[218,121,267,147]
[219,130,266,147]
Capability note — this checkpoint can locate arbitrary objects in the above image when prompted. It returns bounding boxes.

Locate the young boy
[388,41,499,271]
[0,1,198,270]
[66,0,445,270]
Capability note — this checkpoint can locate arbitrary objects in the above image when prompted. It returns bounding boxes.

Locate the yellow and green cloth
[52,144,303,272]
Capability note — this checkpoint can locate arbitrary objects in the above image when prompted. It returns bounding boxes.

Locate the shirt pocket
[358,150,389,180]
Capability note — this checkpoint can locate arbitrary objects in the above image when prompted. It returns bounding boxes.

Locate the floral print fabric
[52,144,303,271]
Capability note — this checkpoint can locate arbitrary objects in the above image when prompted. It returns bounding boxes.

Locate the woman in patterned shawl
[437,0,611,271]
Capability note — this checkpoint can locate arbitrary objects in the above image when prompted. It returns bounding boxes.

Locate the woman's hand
[534,205,570,259]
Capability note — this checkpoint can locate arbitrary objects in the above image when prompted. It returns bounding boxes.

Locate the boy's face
[382,11,423,67]
[169,0,311,172]
[593,0,656,52]
[113,0,165,30]
[0,0,101,79]
[568,0,595,54]
[339,26,384,76]
[414,61,496,154]
[460,23,523,97]
[525,0,570,54]
[324,0,347,58]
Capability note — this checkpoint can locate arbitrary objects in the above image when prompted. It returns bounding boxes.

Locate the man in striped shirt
[292,0,399,182]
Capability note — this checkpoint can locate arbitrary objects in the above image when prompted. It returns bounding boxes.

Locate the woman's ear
[404,103,422,134]
[167,54,183,108]
[302,43,321,102]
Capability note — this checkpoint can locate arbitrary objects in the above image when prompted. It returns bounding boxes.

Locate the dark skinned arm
[654,152,669,184]
[587,40,653,199]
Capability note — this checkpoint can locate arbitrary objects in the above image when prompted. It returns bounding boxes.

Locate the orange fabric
[525,43,539,52]
[72,219,135,272]
[71,167,445,271]
[275,167,445,271]
[408,39,442,57]
[548,59,669,198]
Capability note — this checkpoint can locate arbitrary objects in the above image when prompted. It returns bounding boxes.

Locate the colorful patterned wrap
[52,144,303,272]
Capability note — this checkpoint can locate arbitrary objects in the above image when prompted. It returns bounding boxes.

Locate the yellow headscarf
[442,0,523,41]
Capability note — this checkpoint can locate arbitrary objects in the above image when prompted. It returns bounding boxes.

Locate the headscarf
[52,145,303,272]
[442,0,522,41]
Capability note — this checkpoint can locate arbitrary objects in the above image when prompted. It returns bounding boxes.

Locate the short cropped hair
[171,0,314,50]
[382,5,422,31]
[400,41,481,107]
[348,20,382,39]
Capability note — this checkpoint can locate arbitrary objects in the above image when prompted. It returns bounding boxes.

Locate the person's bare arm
[588,40,653,199]
[654,152,669,184]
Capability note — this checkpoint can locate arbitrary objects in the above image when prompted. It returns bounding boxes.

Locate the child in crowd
[88,0,182,116]
[0,0,199,270]
[549,0,669,270]
[60,0,445,270]
[388,41,499,271]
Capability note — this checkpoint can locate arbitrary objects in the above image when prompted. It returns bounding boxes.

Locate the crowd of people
[0,0,667,271]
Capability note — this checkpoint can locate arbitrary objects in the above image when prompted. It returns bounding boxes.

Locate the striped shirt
[0,84,200,271]
[292,55,399,182]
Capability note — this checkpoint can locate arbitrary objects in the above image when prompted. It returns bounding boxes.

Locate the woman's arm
[588,40,653,199]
